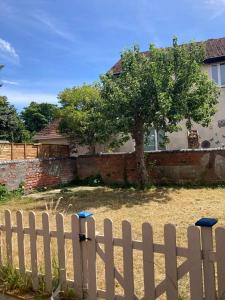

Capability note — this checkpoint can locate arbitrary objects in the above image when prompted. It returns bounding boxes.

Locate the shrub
[0,183,25,203]
[0,185,10,201]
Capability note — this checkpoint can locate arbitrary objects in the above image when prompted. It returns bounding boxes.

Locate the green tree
[0,96,30,142]
[100,38,219,188]
[58,84,111,154]
[21,102,58,134]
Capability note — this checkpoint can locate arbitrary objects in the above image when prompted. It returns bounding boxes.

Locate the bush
[0,185,10,201]
[75,175,104,186]
[0,183,25,202]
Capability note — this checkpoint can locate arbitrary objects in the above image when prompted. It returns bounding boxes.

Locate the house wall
[115,62,225,152]
[167,63,225,149]
[0,158,76,191]
[37,138,70,145]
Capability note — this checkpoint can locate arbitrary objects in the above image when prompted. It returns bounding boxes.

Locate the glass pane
[220,64,225,85]
[157,130,166,150]
[212,65,219,84]
[144,129,156,151]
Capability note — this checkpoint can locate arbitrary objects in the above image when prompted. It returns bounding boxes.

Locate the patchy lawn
[0,185,225,299]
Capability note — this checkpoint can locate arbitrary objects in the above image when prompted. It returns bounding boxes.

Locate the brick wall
[3,149,225,192]
[76,149,225,185]
[0,157,76,191]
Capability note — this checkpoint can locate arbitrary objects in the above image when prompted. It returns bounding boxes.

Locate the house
[34,118,134,155]
[111,36,225,150]
[33,119,69,145]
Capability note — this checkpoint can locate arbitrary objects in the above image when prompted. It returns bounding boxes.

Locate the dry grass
[0,185,225,299]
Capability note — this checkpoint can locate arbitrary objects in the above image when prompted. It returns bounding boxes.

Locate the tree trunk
[88,144,96,155]
[133,119,149,189]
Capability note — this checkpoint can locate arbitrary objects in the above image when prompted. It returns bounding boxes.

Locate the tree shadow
[30,186,173,213]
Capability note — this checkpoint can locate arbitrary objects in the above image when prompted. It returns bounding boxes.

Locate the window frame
[144,129,166,151]
[211,63,225,87]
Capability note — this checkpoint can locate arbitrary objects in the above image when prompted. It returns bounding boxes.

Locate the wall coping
[0,157,76,165]
[77,147,225,158]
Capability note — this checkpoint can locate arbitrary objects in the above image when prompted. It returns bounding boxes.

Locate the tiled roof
[33,119,65,140]
[111,37,225,74]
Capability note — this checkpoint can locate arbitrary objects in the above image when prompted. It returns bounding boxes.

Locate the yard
[0,185,225,299]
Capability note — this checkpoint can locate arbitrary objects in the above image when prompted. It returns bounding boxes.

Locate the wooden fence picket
[142,222,155,300]
[29,211,39,290]
[187,226,203,300]
[104,219,115,300]
[164,224,178,300]
[71,214,83,298]
[42,212,52,293]
[87,217,97,300]
[5,210,13,265]
[216,227,225,300]
[122,220,134,300]
[200,226,216,300]
[56,213,66,290]
[1,210,225,300]
[16,211,25,273]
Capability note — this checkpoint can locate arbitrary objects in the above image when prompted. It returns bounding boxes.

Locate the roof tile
[111,37,225,74]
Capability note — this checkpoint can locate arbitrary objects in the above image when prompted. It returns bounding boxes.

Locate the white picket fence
[0,210,224,299]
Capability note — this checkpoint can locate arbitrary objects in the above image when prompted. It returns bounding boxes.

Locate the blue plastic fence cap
[195,218,218,227]
[77,211,93,218]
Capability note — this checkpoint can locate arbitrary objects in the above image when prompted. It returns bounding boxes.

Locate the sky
[0,0,225,111]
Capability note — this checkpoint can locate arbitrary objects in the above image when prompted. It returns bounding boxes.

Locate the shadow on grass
[31,186,173,213]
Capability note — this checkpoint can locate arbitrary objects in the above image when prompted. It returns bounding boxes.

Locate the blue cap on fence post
[195,218,218,227]
[77,211,93,218]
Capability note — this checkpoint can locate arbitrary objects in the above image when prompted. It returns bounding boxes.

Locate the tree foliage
[21,102,59,134]
[100,38,219,187]
[58,84,111,153]
[0,96,30,142]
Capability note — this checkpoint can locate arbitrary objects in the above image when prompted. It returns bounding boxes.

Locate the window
[221,63,225,85]
[144,129,166,151]
[211,63,225,86]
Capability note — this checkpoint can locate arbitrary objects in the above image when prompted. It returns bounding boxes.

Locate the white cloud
[1,80,19,86]
[0,38,19,60]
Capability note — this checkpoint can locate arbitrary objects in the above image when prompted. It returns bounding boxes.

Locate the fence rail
[0,143,70,160]
[0,210,223,299]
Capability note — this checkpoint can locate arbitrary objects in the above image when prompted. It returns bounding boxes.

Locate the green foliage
[0,264,32,294]
[0,96,31,142]
[0,185,10,201]
[58,84,118,154]
[21,101,59,134]
[101,38,219,140]
[75,174,104,186]
[100,38,219,187]
[0,184,24,203]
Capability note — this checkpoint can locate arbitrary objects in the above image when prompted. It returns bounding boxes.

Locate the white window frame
[211,63,225,87]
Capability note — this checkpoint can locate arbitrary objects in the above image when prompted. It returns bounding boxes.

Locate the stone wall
[0,157,76,191]
[76,149,225,185]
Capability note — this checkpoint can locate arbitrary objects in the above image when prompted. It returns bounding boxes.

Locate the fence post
[77,211,93,296]
[24,143,27,159]
[195,218,217,300]
[11,143,14,160]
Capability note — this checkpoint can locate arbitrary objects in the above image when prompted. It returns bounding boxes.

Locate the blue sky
[0,0,225,111]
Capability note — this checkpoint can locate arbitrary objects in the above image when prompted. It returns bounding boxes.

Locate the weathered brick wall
[76,149,225,185]
[3,149,225,191]
[0,158,76,191]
